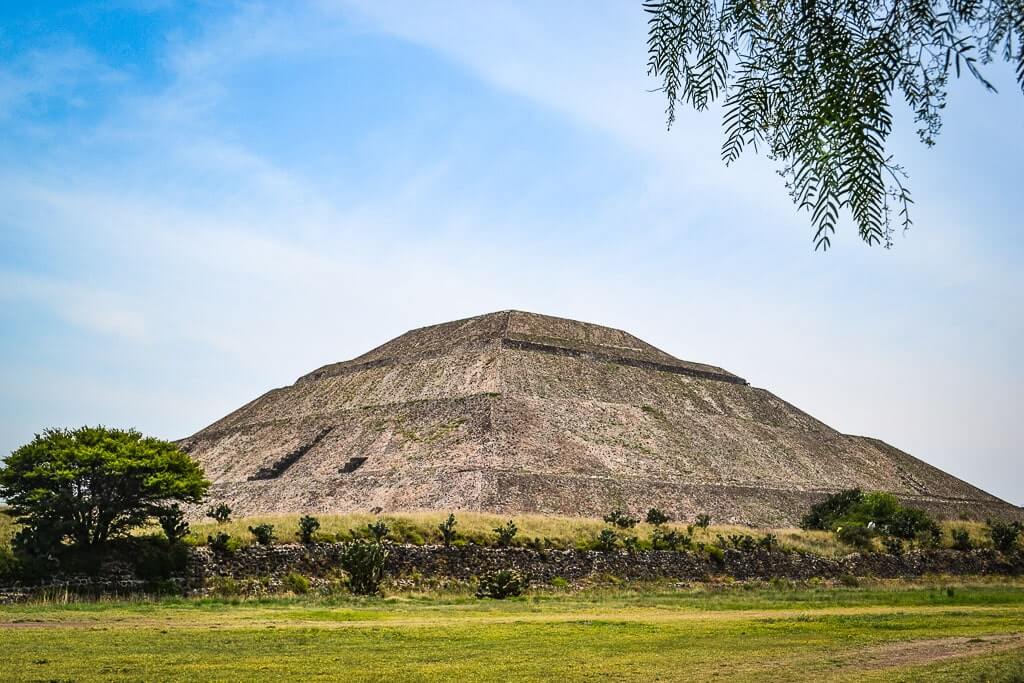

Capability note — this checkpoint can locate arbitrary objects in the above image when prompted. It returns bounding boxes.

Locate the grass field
[3,581,1024,681]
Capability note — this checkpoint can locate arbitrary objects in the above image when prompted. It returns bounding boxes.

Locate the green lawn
[2,582,1024,681]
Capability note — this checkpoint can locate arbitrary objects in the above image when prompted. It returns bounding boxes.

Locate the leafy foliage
[646,0,1024,248]
[438,513,458,548]
[802,489,865,530]
[157,504,190,544]
[0,426,209,551]
[297,515,321,543]
[475,569,528,599]
[802,489,938,550]
[493,520,519,547]
[283,571,311,594]
[207,531,233,553]
[603,510,639,529]
[207,503,232,524]
[595,528,619,551]
[651,526,691,550]
[339,540,388,595]
[694,514,712,530]
[645,508,671,526]
[366,520,390,542]
[987,519,1023,553]
[248,523,276,545]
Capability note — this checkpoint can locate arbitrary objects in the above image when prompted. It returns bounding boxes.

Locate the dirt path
[831,632,1024,674]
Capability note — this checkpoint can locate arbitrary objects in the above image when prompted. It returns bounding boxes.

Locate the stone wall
[196,543,1024,584]
[3,543,1021,602]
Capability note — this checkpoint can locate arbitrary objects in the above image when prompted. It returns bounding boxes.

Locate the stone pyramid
[181,311,1020,525]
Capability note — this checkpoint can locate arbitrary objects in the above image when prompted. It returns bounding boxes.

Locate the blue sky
[1,1,1021,504]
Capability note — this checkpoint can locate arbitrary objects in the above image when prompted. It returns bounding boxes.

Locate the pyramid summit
[182,310,1021,524]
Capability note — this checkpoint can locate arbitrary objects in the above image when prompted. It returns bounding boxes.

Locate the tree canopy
[0,426,209,551]
[645,0,1023,249]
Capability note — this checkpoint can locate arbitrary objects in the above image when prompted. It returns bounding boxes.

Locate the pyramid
[180,311,1021,525]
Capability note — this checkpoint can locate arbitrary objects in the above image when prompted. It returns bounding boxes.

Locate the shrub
[157,504,189,544]
[493,520,518,547]
[645,508,671,526]
[248,524,276,546]
[694,514,712,530]
[339,540,388,595]
[652,527,690,551]
[882,536,904,555]
[886,506,940,541]
[718,534,757,552]
[594,528,619,551]
[438,514,458,548]
[297,515,320,544]
[207,531,232,553]
[705,545,725,564]
[603,510,638,529]
[836,524,875,551]
[0,543,18,581]
[622,535,640,553]
[758,533,779,551]
[800,489,864,530]
[951,527,973,551]
[476,569,528,599]
[283,571,310,595]
[988,520,1024,553]
[550,576,569,590]
[207,503,232,524]
[367,520,389,542]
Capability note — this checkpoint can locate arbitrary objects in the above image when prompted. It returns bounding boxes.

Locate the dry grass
[0,506,999,555]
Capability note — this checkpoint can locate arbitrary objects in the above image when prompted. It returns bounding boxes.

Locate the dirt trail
[832,632,1024,674]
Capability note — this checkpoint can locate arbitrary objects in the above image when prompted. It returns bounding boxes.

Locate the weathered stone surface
[180,310,1022,524]
[6,544,1021,602]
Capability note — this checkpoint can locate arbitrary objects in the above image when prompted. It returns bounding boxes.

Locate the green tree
[646,0,1024,249]
[0,426,209,551]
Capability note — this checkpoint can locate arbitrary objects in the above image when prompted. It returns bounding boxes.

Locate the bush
[367,520,389,542]
[493,520,518,547]
[694,514,712,530]
[704,545,725,565]
[718,534,757,552]
[651,527,690,551]
[438,513,458,547]
[339,540,388,595]
[550,576,569,590]
[283,571,310,595]
[157,504,189,544]
[836,524,875,551]
[0,543,18,582]
[207,531,233,553]
[297,515,320,544]
[248,524,276,546]
[207,503,232,524]
[603,510,638,529]
[951,527,973,551]
[594,528,618,551]
[886,506,940,541]
[801,489,864,530]
[759,533,779,551]
[476,569,528,599]
[622,535,640,553]
[882,536,904,555]
[645,508,671,526]
[988,520,1024,553]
